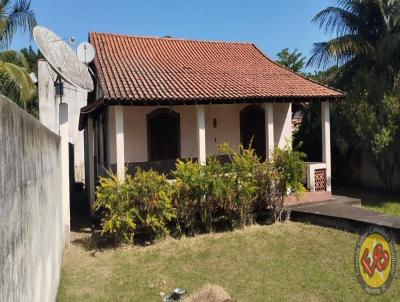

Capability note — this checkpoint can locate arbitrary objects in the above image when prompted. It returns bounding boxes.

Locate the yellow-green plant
[255,146,306,222]
[172,160,205,235]
[94,169,175,244]
[94,172,136,244]
[218,144,260,228]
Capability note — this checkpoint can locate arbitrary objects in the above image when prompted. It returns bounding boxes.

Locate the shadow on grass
[333,185,400,206]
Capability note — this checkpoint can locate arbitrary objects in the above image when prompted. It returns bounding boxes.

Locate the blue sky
[12,0,333,71]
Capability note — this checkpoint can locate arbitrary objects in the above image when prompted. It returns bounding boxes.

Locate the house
[78,33,345,206]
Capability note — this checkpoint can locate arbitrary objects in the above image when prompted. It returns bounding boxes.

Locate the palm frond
[307,35,373,69]
[0,60,35,108]
[312,6,361,36]
[0,0,36,48]
[0,49,28,67]
[376,32,400,68]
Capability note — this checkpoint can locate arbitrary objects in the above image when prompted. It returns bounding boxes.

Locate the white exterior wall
[38,59,88,182]
[106,103,292,165]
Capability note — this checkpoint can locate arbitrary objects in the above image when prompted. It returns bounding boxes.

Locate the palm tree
[0,0,36,108]
[308,0,400,84]
[0,0,36,48]
[0,50,36,109]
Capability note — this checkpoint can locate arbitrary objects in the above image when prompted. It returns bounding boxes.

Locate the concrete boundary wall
[0,95,64,302]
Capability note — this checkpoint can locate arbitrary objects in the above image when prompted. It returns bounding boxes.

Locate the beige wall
[205,104,246,154]
[107,103,292,165]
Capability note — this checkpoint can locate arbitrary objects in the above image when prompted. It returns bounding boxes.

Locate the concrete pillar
[263,103,274,159]
[115,106,125,180]
[87,118,95,207]
[38,59,58,133]
[59,103,70,247]
[273,103,292,149]
[321,101,331,192]
[196,105,206,165]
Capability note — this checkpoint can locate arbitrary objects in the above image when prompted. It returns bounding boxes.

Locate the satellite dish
[77,42,95,64]
[33,26,94,92]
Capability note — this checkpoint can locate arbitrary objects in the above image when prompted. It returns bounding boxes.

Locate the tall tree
[276,48,306,73]
[308,0,400,88]
[298,0,400,190]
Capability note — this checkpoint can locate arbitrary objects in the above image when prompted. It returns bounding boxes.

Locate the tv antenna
[33,26,95,103]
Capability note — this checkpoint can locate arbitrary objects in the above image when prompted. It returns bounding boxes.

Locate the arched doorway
[240,105,266,160]
[147,108,180,161]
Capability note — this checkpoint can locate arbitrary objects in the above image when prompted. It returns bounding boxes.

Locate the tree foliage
[276,48,306,72]
[298,0,400,191]
[308,0,400,87]
[0,49,36,111]
[0,0,37,115]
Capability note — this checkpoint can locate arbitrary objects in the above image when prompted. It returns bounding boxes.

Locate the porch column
[196,105,206,165]
[115,106,125,181]
[87,118,95,206]
[274,103,292,149]
[263,103,274,159]
[321,101,331,192]
[59,103,70,247]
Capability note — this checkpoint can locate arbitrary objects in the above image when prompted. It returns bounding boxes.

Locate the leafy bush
[94,172,136,244]
[171,160,205,235]
[94,169,175,244]
[199,156,225,232]
[94,144,305,244]
[254,146,305,222]
[218,144,259,228]
[272,146,305,195]
[129,169,175,241]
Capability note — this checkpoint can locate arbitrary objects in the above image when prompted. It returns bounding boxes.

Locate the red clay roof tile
[89,32,344,103]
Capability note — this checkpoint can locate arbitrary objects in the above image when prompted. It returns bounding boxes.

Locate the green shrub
[255,145,306,222]
[201,156,225,232]
[218,144,259,228]
[94,144,305,244]
[171,160,205,235]
[272,146,305,195]
[94,172,136,244]
[94,169,175,244]
[129,169,175,241]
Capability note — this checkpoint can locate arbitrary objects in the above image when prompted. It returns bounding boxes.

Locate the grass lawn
[362,200,400,217]
[334,186,400,217]
[57,222,400,302]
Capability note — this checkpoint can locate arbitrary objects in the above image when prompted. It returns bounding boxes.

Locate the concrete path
[288,196,400,241]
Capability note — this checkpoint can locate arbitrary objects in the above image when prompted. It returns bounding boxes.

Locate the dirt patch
[184,285,232,302]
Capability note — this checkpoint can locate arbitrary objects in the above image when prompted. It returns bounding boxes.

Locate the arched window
[147,108,181,161]
[240,105,266,160]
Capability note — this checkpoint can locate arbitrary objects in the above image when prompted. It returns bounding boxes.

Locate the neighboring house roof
[89,32,344,103]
